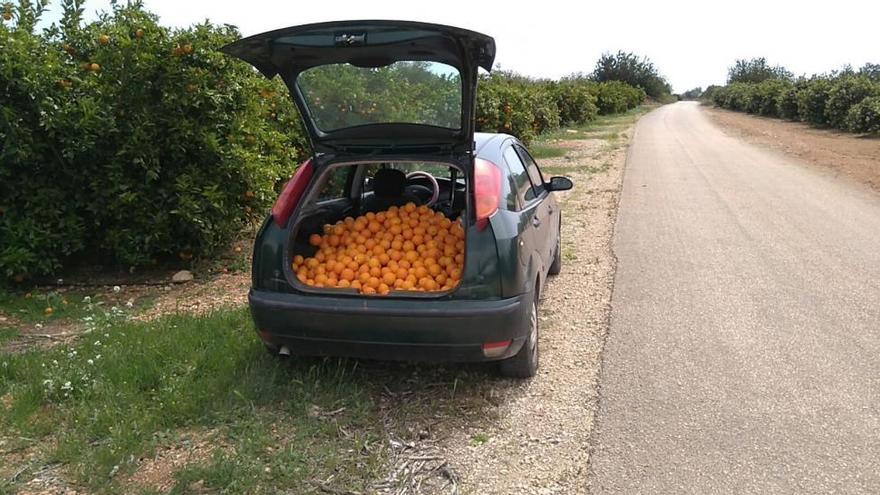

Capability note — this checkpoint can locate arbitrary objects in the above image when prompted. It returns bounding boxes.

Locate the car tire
[499,293,539,378]
[548,224,562,275]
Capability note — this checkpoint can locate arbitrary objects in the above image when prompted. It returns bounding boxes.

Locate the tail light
[271,159,313,227]
[474,158,502,231]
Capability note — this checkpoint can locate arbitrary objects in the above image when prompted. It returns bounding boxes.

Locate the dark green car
[222,21,571,377]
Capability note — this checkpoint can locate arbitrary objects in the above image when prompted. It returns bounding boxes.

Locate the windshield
[296,61,462,131]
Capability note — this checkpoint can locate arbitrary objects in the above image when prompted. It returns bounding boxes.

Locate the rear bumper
[248,289,529,362]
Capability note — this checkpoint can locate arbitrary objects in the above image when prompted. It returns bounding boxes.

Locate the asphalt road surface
[589,102,880,494]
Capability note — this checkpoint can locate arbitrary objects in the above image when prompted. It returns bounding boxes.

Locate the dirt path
[703,105,880,192]
[375,116,642,494]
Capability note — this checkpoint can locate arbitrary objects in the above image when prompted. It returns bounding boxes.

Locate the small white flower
[112,286,121,293]
[56,278,64,285]
[87,359,94,365]
[94,340,102,347]
[95,354,102,360]
[125,299,134,308]
[52,359,58,366]
[83,296,91,303]
[62,381,72,391]
[35,323,43,329]
[43,379,53,387]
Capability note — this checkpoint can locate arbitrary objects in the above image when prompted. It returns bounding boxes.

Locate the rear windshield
[296,61,462,131]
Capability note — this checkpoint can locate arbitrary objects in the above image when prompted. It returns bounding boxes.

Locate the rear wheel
[499,294,539,378]
[548,224,562,275]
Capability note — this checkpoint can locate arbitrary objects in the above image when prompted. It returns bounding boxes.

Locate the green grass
[536,105,654,143]
[528,144,568,159]
[0,289,102,325]
[469,432,490,446]
[0,308,384,494]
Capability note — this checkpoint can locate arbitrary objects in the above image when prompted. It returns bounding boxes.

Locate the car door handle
[532,217,541,228]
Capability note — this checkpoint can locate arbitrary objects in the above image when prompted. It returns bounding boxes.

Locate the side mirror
[546,176,573,192]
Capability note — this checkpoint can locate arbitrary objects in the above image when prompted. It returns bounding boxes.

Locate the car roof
[474,132,514,156]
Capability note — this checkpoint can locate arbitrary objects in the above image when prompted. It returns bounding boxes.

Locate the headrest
[373,168,407,198]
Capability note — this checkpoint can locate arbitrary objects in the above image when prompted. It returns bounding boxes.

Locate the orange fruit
[309,234,322,246]
[98,34,110,45]
[419,278,436,291]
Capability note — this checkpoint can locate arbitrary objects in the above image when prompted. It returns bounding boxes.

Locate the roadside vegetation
[0,1,663,284]
[1,2,667,491]
[0,107,647,493]
[706,57,880,135]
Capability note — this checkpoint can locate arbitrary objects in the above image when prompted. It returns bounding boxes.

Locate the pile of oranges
[293,202,465,295]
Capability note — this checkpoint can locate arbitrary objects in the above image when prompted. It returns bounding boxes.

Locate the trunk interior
[287,161,469,297]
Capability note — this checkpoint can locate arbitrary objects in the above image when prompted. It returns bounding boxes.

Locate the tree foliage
[0,1,651,281]
[591,51,671,99]
[679,87,703,100]
[727,57,792,84]
[712,60,880,134]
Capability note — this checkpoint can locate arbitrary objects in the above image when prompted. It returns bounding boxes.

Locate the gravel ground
[703,105,880,192]
[379,119,643,494]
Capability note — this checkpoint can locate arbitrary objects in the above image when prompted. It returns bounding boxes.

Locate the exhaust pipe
[278,345,292,356]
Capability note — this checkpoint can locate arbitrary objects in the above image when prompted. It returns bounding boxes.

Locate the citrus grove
[1,0,653,283]
[295,203,465,295]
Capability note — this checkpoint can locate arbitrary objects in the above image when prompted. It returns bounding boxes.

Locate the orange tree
[0,0,307,281]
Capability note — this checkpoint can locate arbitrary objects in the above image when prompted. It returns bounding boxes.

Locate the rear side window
[315,166,351,202]
[503,146,533,210]
[516,146,545,200]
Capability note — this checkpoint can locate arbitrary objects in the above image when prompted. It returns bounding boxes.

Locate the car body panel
[249,289,529,362]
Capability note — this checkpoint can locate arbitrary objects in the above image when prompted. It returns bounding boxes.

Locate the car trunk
[222,22,502,299]
[285,160,482,297]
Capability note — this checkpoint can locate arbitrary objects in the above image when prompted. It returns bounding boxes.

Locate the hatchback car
[222,20,572,377]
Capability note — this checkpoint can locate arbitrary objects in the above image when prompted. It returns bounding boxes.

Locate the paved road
[588,102,880,494]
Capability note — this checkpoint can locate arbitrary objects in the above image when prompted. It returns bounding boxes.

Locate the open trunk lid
[221,20,495,155]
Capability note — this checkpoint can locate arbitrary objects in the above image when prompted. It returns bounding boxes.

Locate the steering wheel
[405,171,440,207]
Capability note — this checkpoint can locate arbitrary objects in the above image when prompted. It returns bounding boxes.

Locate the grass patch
[469,432,490,446]
[0,289,101,325]
[528,144,568,159]
[0,327,19,344]
[0,308,384,493]
[537,105,654,143]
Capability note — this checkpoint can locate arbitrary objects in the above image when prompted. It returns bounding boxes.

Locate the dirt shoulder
[702,105,880,192]
[377,110,648,494]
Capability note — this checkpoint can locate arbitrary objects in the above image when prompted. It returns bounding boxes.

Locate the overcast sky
[39,0,880,93]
